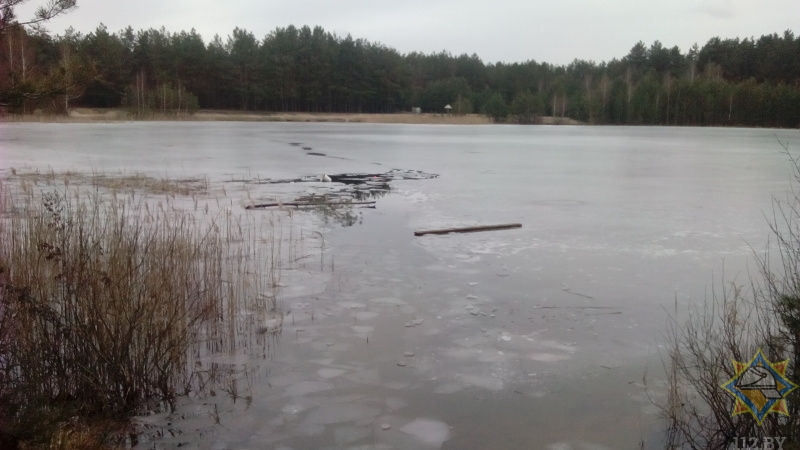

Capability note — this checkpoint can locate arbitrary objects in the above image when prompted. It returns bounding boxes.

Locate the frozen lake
[1,122,797,448]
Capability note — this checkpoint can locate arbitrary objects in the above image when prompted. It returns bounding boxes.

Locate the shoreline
[0,107,585,125]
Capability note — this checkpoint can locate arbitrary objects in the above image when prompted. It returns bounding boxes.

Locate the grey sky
[17,0,800,65]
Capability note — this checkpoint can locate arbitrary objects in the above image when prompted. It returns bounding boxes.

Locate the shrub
[662,139,800,448]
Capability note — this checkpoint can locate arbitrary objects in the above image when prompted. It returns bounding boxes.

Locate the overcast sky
[16,0,800,65]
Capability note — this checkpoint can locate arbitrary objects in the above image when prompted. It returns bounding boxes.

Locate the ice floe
[399,418,451,447]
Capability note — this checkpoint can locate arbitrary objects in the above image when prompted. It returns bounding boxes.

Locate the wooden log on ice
[246,201,377,209]
[414,223,522,236]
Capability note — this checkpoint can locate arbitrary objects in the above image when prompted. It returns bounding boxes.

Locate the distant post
[444,104,452,115]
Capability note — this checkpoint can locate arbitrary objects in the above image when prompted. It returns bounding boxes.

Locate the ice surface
[325,394,368,404]
[369,297,407,306]
[304,403,381,424]
[344,369,381,386]
[11,123,780,449]
[546,442,616,450]
[444,347,481,359]
[334,425,371,444]
[317,368,347,379]
[385,396,407,411]
[354,311,379,321]
[351,325,374,336]
[285,381,333,396]
[399,418,451,447]
[281,403,307,415]
[337,301,367,309]
[293,423,325,436]
[529,352,572,362]
[458,374,504,391]
[547,443,573,450]
[346,445,393,450]
[433,383,466,394]
[269,373,311,388]
[477,350,513,363]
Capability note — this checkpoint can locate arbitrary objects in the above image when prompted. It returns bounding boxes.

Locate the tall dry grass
[0,175,293,448]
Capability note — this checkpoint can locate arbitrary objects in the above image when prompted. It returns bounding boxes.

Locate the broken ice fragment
[400,418,451,447]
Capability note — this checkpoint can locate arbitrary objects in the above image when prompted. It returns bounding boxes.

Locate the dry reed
[0,173,294,448]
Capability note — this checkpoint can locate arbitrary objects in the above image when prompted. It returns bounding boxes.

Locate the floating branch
[414,223,522,236]
[246,201,376,209]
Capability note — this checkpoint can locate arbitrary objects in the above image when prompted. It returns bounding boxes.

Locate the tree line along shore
[1,24,798,127]
[1,108,592,125]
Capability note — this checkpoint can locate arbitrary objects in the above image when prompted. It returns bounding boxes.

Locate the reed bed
[0,173,305,448]
[9,167,209,196]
